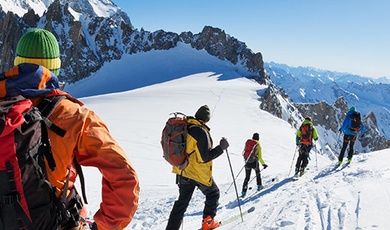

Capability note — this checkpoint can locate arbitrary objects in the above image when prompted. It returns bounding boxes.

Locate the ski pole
[288,146,299,176]
[225,163,245,194]
[225,148,256,194]
[226,148,244,222]
[336,132,342,150]
[247,167,265,185]
[315,144,318,170]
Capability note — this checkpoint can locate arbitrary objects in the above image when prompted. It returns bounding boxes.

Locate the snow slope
[74,71,390,229]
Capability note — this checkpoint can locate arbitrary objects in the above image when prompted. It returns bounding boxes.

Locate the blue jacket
[340,110,365,136]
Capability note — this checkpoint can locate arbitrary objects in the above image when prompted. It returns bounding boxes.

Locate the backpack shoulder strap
[36,96,67,137]
[38,96,88,205]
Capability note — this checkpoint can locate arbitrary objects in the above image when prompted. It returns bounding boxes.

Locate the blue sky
[114,0,390,79]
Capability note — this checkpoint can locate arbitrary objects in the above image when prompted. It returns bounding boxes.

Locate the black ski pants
[242,161,261,193]
[295,144,312,172]
[338,134,356,162]
[166,175,220,230]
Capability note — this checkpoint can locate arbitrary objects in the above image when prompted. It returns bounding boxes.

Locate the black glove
[262,164,268,169]
[219,138,229,150]
[361,133,365,138]
[91,222,98,230]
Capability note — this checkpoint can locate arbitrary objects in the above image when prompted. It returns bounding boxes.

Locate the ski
[243,177,277,198]
[292,171,305,181]
[220,206,255,226]
[335,162,350,171]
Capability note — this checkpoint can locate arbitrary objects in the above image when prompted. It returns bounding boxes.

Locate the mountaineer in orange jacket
[0,28,139,230]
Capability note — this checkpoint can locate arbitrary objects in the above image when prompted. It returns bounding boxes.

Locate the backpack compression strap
[4,162,35,230]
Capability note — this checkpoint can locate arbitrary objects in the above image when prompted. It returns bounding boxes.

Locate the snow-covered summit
[0,0,120,18]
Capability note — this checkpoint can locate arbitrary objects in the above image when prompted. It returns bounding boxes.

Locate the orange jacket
[46,97,139,230]
[1,64,139,229]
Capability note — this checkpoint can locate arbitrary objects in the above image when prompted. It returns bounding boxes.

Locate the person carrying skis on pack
[241,133,268,198]
[337,106,365,165]
[295,116,318,177]
[1,28,139,230]
[165,105,229,230]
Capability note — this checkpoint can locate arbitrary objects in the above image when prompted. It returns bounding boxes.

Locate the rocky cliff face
[296,98,389,152]
[0,1,265,84]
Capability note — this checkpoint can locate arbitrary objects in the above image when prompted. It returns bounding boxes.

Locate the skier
[165,105,229,230]
[4,28,140,229]
[295,117,318,177]
[338,106,365,165]
[241,133,268,197]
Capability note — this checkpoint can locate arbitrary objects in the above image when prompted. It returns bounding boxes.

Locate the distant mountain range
[265,62,390,139]
[0,0,388,152]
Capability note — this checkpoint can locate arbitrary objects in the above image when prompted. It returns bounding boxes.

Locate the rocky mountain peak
[0,1,265,84]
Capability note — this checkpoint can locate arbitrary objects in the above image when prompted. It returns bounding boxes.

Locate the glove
[219,138,229,150]
[262,164,268,169]
[91,222,98,230]
[361,133,365,138]
[82,222,97,230]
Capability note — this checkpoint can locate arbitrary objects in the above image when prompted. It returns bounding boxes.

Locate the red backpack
[0,95,86,230]
[299,123,313,145]
[243,139,258,163]
[161,113,189,170]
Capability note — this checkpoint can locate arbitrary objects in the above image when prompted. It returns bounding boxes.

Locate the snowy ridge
[0,0,120,18]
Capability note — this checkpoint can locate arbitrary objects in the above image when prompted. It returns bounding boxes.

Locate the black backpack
[349,111,361,132]
[0,96,86,230]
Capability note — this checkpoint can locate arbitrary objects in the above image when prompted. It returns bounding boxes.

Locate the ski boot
[257,185,264,191]
[202,215,220,230]
[299,168,305,177]
[241,191,246,198]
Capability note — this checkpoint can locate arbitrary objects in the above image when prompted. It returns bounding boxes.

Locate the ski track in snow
[125,151,390,230]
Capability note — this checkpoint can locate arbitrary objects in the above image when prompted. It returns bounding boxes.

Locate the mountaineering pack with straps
[161,112,189,170]
[0,96,58,230]
[349,111,361,132]
[299,123,313,145]
[0,95,85,230]
[243,139,258,163]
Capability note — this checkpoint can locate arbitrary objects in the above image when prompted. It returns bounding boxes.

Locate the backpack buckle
[2,193,20,205]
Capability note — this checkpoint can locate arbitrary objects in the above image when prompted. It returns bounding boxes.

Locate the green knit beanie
[14,28,61,75]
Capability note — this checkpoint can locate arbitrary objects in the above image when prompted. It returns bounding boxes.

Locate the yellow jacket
[172,117,223,186]
[253,141,265,165]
